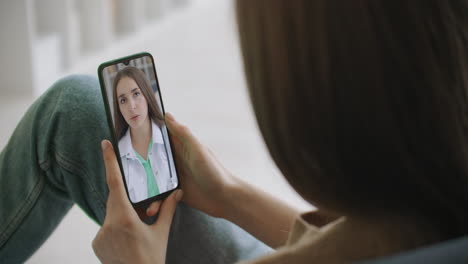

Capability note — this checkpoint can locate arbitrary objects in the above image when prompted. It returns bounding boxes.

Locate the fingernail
[101,140,109,151]
[175,189,183,201]
[165,112,175,121]
[146,207,153,216]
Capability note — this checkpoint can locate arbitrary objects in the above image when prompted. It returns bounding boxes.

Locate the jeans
[0,75,271,263]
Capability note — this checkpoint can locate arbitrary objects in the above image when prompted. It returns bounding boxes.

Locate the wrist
[218,175,248,221]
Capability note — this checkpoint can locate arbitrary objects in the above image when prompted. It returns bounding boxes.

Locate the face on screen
[101,56,179,204]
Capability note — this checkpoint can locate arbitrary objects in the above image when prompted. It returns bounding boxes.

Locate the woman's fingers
[95,141,179,264]
[101,140,131,209]
[165,113,201,149]
[151,190,183,233]
[146,200,162,216]
[101,140,124,195]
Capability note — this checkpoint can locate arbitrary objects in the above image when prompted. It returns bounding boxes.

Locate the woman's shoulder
[240,213,442,264]
[239,214,345,264]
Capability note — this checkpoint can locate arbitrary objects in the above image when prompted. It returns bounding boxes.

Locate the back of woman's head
[237,0,468,239]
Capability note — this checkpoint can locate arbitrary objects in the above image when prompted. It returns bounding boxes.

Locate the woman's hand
[165,113,303,248]
[165,113,237,218]
[92,140,183,264]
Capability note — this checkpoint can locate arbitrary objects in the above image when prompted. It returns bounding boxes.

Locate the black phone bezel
[97,52,181,208]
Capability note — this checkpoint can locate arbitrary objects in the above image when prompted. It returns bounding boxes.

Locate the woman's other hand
[165,113,304,248]
[92,140,183,264]
[165,113,236,218]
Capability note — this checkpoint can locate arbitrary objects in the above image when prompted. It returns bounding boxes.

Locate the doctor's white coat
[118,121,178,203]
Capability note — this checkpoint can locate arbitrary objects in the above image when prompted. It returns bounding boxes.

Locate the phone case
[97,52,180,209]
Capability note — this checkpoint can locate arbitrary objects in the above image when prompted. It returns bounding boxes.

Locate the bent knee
[42,75,108,130]
[47,75,100,100]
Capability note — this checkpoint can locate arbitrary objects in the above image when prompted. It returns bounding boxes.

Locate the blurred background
[0,0,313,263]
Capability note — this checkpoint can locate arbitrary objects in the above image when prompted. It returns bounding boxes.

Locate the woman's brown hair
[112,66,164,139]
[237,0,468,239]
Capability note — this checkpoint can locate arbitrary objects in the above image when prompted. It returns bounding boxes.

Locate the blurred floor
[0,0,313,263]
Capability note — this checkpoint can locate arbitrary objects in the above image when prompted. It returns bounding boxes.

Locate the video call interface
[102,56,178,203]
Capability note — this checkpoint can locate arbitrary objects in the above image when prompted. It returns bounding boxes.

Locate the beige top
[242,211,440,264]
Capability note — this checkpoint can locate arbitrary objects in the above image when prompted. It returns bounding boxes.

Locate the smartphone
[98,52,179,209]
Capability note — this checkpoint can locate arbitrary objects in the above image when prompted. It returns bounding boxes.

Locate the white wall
[0,0,191,96]
[0,0,35,94]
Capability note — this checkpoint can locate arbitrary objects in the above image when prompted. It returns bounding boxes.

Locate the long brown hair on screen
[236,0,468,241]
[112,66,164,140]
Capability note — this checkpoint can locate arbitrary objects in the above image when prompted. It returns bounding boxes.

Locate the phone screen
[98,53,179,206]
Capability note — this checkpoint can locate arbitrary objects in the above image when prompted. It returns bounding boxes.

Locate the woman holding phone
[95,0,468,263]
[112,66,177,203]
[0,76,269,262]
[2,0,468,263]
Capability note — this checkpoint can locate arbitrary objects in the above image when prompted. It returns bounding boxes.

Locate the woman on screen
[112,66,177,203]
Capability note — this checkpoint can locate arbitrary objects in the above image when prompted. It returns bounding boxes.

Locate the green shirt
[135,140,160,198]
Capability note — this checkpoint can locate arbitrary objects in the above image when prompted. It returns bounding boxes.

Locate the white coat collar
[118,119,164,159]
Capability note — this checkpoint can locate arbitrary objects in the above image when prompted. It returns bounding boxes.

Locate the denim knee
[46,75,109,132]
[35,75,111,221]
[34,74,112,175]
[45,74,106,124]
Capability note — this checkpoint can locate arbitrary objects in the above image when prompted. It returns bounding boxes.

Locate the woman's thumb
[151,189,183,232]
[165,113,200,148]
